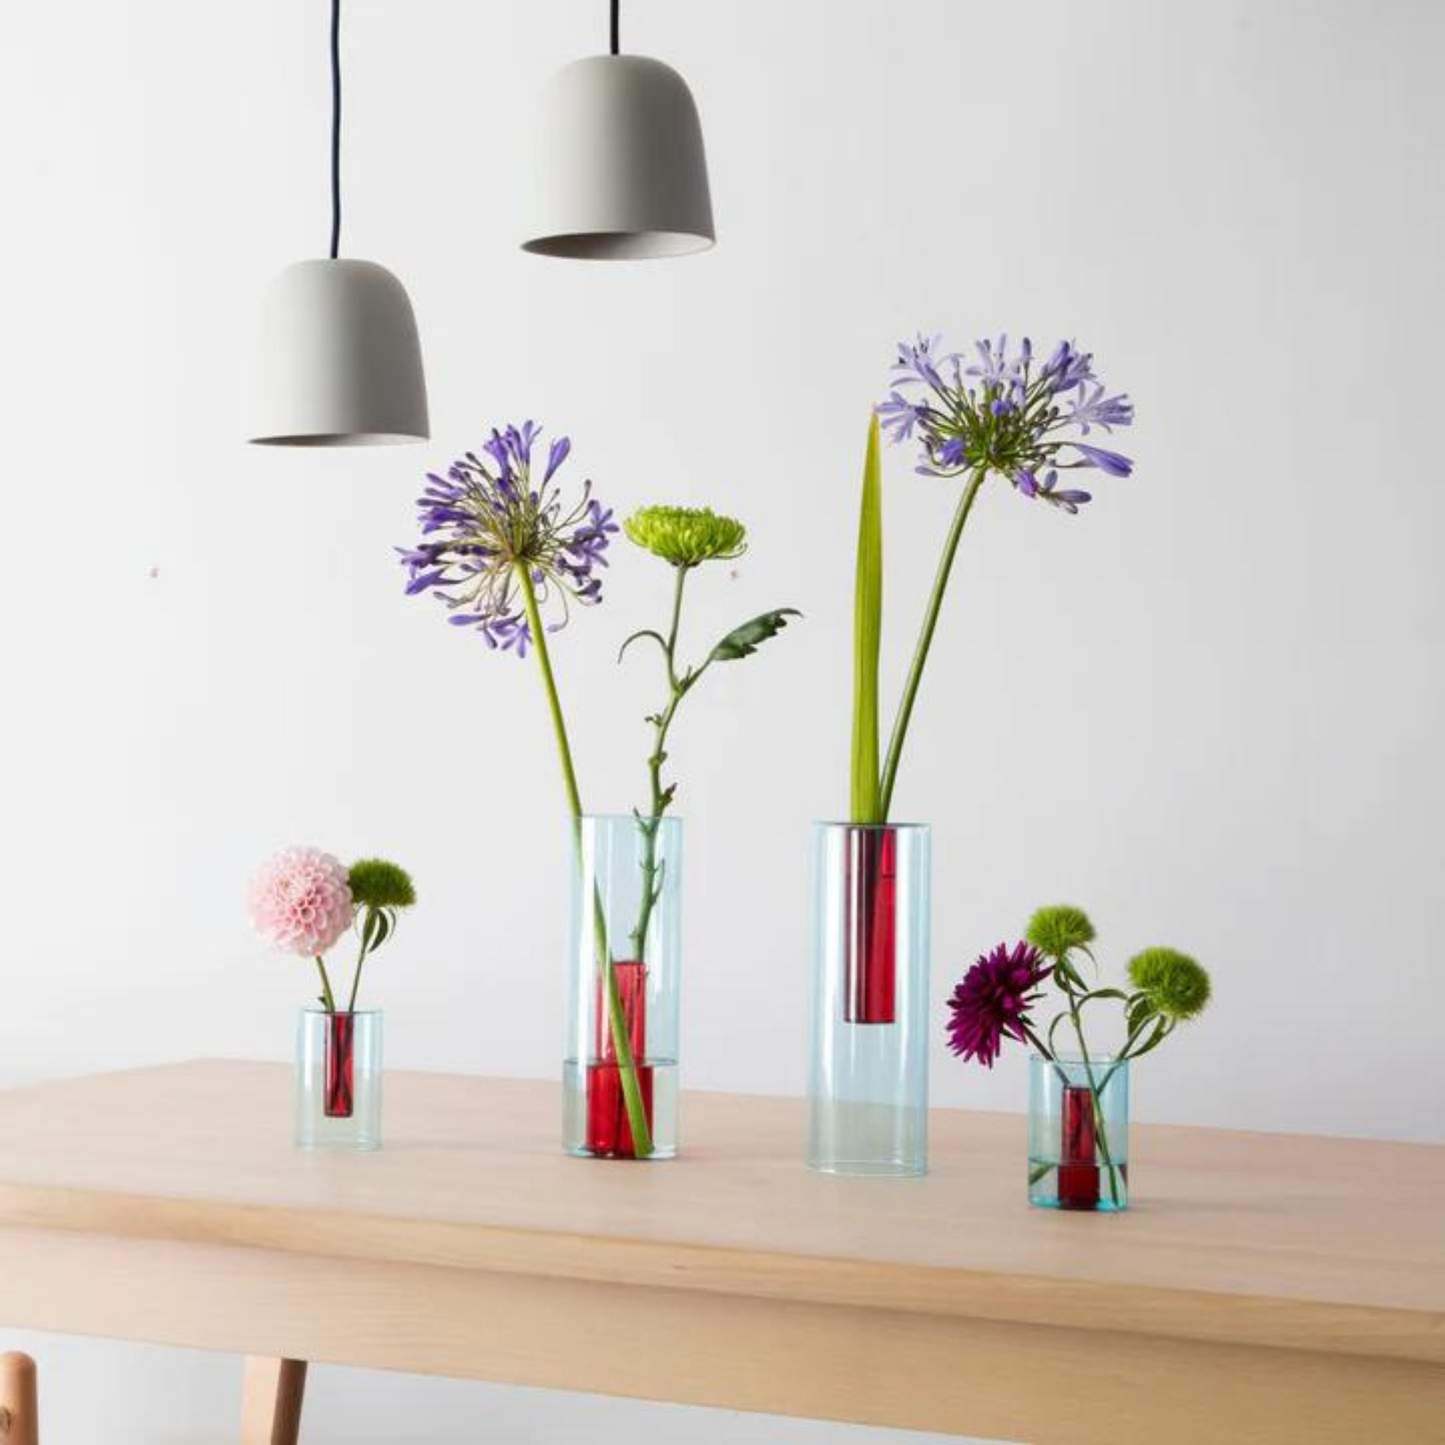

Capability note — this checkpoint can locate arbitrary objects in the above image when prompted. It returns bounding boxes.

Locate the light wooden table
[0,1061,1440,1444]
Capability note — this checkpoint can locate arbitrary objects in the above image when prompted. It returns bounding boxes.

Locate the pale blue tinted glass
[294,1008,383,1151]
[1028,1054,1129,1211]
[807,822,930,1176]
[562,814,682,1160]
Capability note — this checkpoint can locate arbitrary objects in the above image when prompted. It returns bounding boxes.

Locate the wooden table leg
[0,1353,38,1445]
[240,1356,307,1445]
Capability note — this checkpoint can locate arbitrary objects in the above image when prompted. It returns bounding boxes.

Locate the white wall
[1,0,1441,1439]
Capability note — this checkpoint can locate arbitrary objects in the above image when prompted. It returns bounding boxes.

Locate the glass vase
[562,814,681,1160]
[295,1008,383,1151]
[807,822,930,1176]
[1028,1054,1129,1211]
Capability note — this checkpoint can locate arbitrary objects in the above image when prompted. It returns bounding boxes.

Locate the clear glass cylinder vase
[807,822,930,1175]
[563,814,681,1160]
[1028,1054,1129,1211]
[295,1008,383,1151]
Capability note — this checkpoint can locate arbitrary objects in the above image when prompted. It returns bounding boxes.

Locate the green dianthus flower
[1025,904,1096,960]
[347,859,417,910]
[624,506,747,567]
[1127,947,1211,1021]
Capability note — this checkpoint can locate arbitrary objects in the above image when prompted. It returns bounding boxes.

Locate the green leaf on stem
[851,415,884,824]
[707,608,802,663]
[1126,994,1156,1037]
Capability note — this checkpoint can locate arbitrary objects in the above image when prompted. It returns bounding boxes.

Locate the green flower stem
[1021,1023,1076,1187]
[878,465,988,819]
[1022,1021,1073,1090]
[516,564,654,1159]
[1098,1016,1172,1094]
[631,565,693,960]
[345,925,374,1014]
[313,956,337,1014]
[1066,997,1123,1206]
[517,566,586,823]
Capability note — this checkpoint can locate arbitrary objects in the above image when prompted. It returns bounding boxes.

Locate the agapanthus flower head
[248,847,354,957]
[1127,947,1211,1021]
[398,422,617,657]
[347,858,417,910]
[624,505,747,567]
[877,331,1135,510]
[1025,904,1096,960]
[945,940,1049,1068]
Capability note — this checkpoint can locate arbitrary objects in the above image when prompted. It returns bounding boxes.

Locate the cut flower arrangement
[856,333,1136,826]
[844,334,1137,1027]
[248,848,416,1141]
[249,849,416,1016]
[948,905,1211,1211]
[399,424,798,1158]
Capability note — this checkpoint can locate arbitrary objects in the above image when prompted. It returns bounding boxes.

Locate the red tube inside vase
[324,1011,356,1119]
[586,960,655,1158]
[844,827,897,1024]
[1057,1085,1099,1209]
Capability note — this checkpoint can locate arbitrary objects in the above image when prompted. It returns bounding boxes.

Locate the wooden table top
[0,1061,1440,1364]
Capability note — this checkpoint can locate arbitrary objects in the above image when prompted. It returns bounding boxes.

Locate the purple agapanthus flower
[946,940,1050,1068]
[398,422,617,657]
[876,332,1135,512]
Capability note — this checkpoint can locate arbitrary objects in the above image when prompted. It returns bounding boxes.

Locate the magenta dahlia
[946,940,1049,1068]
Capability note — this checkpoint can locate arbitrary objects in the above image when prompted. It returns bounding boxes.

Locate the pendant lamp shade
[251,259,429,446]
[523,55,714,260]
[249,0,429,447]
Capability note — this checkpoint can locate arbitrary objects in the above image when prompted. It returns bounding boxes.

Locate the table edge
[0,1180,1440,1366]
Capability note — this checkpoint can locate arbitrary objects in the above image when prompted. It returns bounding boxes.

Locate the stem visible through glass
[516,564,654,1158]
[1066,1003,1123,1206]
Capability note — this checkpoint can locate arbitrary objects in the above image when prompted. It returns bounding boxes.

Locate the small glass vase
[807,822,930,1176]
[562,814,681,1160]
[295,1008,383,1151]
[1028,1054,1129,1211]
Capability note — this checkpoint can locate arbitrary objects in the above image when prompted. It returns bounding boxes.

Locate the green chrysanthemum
[1128,947,1211,1021]
[347,859,417,910]
[1025,904,1096,959]
[624,506,747,568]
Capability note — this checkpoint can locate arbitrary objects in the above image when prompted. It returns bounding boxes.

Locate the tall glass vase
[563,814,681,1160]
[807,822,930,1175]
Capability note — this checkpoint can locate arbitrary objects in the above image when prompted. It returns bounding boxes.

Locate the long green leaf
[707,608,802,663]
[851,414,884,823]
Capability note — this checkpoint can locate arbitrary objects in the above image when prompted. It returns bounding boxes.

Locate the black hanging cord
[329,0,342,259]
[610,0,620,55]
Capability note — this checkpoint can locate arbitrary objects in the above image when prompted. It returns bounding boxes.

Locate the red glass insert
[843,827,897,1024]
[586,960,655,1158]
[324,1010,356,1119]
[1058,1085,1099,1209]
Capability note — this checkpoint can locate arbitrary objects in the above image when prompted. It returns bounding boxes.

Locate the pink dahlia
[247,846,354,957]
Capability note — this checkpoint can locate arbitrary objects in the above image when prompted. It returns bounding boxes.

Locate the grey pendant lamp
[251,0,428,446]
[523,0,715,260]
